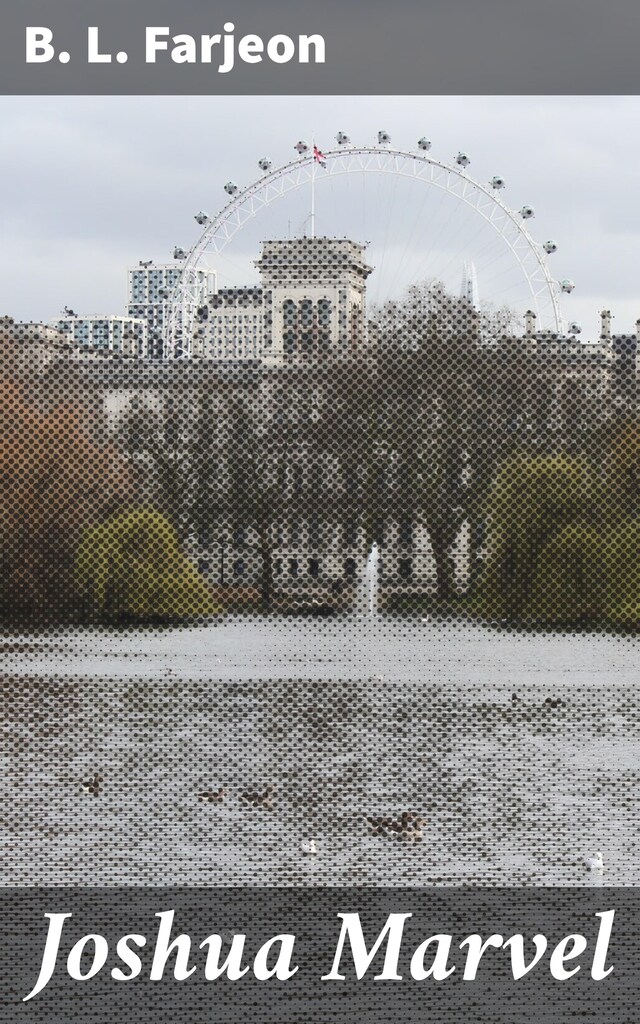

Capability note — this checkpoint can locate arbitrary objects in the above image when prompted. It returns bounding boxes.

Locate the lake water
[1,613,639,885]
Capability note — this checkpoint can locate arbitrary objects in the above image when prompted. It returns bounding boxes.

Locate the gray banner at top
[0,0,638,94]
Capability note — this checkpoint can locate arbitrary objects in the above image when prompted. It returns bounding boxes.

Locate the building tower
[257,237,373,361]
[460,261,480,310]
[128,262,216,359]
[197,237,373,362]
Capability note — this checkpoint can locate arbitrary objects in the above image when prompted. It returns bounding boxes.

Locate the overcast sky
[1,94,639,337]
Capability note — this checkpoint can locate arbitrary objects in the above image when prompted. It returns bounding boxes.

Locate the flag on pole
[313,145,327,168]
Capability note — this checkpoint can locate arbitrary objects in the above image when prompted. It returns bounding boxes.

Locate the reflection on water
[1,615,639,885]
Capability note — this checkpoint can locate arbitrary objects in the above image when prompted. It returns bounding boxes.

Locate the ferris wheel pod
[336,131,350,145]
[224,181,239,195]
[560,279,575,293]
[378,130,391,144]
[294,140,309,154]
[456,152,470,167]
[418,137,432,151]
[568,321,582,334]
[543,240,558,254]
[194,211,210,225]
[520,205,535,219]
[173,246,186,259]
[490,175,506,189]
[258,157,272,171]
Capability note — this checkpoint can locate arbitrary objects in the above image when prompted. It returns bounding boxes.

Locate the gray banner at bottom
[0,887,633,1022]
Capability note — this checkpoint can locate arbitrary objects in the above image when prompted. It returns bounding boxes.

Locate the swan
[584,851,604,874]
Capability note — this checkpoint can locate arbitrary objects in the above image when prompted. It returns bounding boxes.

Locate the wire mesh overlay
[1,242,639,887]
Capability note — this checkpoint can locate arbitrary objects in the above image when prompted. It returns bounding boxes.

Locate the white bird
[584,851,604,874]
[300,839,317,856]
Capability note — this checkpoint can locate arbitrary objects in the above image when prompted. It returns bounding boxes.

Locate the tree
[601,518,640,627]
[119,394,192,540]
[477,452,600,620]
[606,416,640,512]
[521,416,640,628]
[373,288,483,598]
[0,376,134,623]
[525,518,640,629]
[75,507,221,622]
[524,523,606,624]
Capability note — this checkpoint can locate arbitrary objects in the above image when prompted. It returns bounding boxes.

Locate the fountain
[355,542,381,617]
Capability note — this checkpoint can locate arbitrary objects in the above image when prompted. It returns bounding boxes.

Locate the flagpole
[310,132,316,239]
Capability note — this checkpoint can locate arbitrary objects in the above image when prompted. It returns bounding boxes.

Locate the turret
[600,309,612,342]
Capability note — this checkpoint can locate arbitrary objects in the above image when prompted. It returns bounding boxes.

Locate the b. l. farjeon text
[25,26,325,72]
[24,909,615,1000]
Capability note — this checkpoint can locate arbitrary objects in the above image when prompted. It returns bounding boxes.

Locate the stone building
[52,313,148,358]
[196,287,264,361]
[195,237,373,363]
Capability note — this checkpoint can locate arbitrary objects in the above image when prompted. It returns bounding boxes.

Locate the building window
[343,521,358,547]
[399,517,413,546]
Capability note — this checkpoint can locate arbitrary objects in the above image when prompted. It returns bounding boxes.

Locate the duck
[367,815,392,827]
[544,697,566,709]
[81,772,103,797]
[366,815,393,835]
[197,787,227,804]
[300,839,318,856]
[367,811,426,840]
[240,784,277,810]
[401,816,427,841]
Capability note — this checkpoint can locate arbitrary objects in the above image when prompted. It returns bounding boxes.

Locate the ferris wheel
[165,132,574,357]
